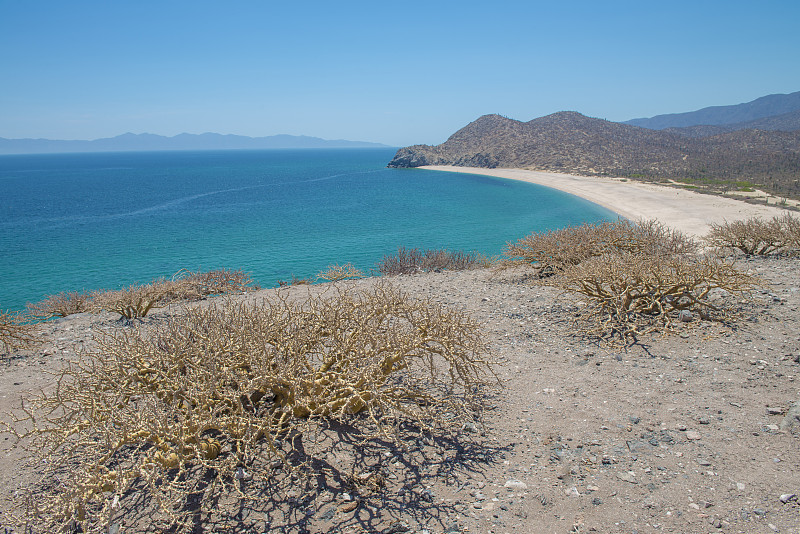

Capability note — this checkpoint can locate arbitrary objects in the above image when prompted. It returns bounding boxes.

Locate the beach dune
[422,165,791,238]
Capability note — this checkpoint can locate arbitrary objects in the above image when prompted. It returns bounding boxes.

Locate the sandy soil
[421,166,792,238]
[2,256,799,534]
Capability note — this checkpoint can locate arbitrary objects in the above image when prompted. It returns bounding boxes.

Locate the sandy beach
[421,166,792,238]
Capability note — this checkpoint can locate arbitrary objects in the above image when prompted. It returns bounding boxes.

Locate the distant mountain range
[0,132,389,154]
[625,91,800,130]
[388,91,800,199]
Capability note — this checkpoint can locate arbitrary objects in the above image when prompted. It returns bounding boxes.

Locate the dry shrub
[4,282,493,532]
[504,219,697,277]
[92,283,167,319]
[26,291,95,319]
[178,268,253,297]
[705,214,800,256]
[546,252,759,340]
[316,262,365,282]
[0,310,40,354]
[92,270,253,319]
[378,247,491,275]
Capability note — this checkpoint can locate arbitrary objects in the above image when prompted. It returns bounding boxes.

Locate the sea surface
[0,148,617,311]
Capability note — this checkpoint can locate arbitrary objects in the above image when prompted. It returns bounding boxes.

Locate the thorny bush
[2,282,494,532]
[705,214,800,256]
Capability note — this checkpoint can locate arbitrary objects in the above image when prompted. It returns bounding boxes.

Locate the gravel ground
[2,256,799,534]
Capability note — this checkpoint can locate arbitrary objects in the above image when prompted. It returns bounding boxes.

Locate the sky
[1,0,799,147]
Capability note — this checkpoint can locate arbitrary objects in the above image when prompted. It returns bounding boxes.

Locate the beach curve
[420,165,791,238]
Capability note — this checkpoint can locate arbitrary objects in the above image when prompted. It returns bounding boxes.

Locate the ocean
[0,148,616,311]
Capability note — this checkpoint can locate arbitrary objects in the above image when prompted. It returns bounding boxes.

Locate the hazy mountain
[664,109,800,138]
[625,91,800,130]
[0,132,390,154]
[388,112,800,198]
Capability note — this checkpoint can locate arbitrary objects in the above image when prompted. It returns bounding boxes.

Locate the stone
[504,479,528,491]
[616,471,638,484]
[685,430,701,440]
[383,521,411,534]
[679,310,694,322]
[779,493,797,503]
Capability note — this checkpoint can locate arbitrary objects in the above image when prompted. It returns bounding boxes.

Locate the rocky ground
[1,255,799,534]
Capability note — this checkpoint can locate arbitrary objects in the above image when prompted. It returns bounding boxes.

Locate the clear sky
[1,0,799,147]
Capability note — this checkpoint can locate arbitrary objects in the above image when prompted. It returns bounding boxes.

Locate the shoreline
[420,165,791,238]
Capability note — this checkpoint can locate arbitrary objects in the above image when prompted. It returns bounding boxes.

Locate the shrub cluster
[26,291,95,319]
[4,282,493,532]
[25,269,253,321]
[705,213,800,256]
[378,247,492,276]
[508,220,757,340]
[504,219,697,277]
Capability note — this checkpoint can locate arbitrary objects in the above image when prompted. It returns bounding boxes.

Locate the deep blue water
[0,148,616,311]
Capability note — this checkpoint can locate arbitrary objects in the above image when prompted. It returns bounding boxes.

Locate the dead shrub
[0,310,40,354]
[316,262,365,282]
[504,219,697,277]
[705,214,800,256]
[26,291,95,319]
[3,282,493,532]
[92,283,167,319]
[547,252,759,340]
[378,247,491,275]
[161,268,254,303]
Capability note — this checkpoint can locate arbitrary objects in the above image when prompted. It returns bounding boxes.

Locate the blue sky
[1,1,799,146]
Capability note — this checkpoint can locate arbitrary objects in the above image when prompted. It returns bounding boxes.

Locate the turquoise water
[0,148,616,311]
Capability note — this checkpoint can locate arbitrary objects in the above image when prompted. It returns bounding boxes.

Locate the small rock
[383,521,411,534]
[685,430,701,440]
[592,497,603,506]
[767,407,783,415]
[779,493,797,503]
[616,471,638,484]
[736,482,746,491]
[679,310,694,322]
[753,508,767,517]
[462,422,478,433]
[504,479,528,491]
[698,416,711,425]
[338,501,359,514]
[586,485,600,492]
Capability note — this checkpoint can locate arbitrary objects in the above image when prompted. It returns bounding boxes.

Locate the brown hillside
[388,113,800,199]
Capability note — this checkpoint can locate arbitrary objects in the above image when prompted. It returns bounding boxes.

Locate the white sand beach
[421,165,791,238]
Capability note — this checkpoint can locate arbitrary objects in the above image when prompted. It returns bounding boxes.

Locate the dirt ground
[2,255,799,534]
